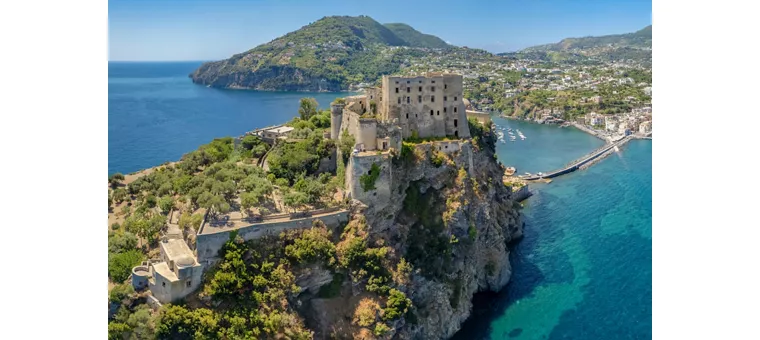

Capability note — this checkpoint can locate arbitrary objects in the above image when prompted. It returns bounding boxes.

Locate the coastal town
[354,41,653,141]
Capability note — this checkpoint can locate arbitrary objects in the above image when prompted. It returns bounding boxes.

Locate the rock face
[190,64,345,92]
[349,137,523,339]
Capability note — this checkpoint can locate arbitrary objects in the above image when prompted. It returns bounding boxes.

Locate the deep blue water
[108,61,352,175]
[454,122,652,339]
[109,62,651,339]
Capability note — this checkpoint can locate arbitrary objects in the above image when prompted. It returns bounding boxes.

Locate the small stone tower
[330,103,344,140]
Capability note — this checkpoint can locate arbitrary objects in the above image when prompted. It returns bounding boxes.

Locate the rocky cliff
[297,133,524,339]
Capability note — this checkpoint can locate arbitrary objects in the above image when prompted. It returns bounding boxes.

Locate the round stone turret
[330,103,344,140]
[131,265,150,291]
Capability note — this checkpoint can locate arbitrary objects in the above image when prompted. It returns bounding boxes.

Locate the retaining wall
[196,210,349,264]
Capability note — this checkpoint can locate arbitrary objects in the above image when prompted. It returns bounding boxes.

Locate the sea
[108,61,352,175]
[108,62,652,339]
[453,117,652,340]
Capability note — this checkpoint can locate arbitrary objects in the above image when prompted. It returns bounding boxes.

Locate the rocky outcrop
[190,63,345,92]
[346,138,523,339]
[296,264,335,295]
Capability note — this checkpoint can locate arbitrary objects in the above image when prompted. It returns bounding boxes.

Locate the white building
[605,118,618,132]
[131,225,203,304]
[639,121,652,133]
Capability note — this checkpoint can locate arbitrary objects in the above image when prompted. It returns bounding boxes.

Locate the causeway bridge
[520,135,632,181]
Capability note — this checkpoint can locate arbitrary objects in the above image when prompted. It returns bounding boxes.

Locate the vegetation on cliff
[189,16,451,91]
[107,96,521,339]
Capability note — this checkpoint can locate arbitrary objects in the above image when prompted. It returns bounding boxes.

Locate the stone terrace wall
[196,210,349,264]
[431,140,462,154]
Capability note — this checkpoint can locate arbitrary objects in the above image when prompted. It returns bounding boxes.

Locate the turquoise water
[454,125,652,339]
[491,117,606,174]
[108,61,352,175]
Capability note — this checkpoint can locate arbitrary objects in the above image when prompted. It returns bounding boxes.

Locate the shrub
[399,142,415,163]
[374,323,390,336]
[431,151,446,168]
[109,283,135,303]
[353,298,381,327]
[383,289,412,321]
[112,188,127,203]
[145,195,157,208]
[359,163,380,192]
[284,225,336,265]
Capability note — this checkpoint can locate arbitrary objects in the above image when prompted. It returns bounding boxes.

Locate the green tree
[339,129,356,162]
[108,232,138,253]
[158,196,175,213]
[179,212,204,231]
[112,188,127,203]
[108,249,143,282]
[109,173,125,188]
[283,191,309,212]
[298,97,319,120]
[284,223,336,265]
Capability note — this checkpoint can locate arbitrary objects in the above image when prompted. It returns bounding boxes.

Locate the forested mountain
[523,25,652,52]
[190,16,452,91]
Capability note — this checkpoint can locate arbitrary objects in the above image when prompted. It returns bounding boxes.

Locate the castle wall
[432,140,462,154]
[340,110,378,151]
[380,74,470,139]
[330,104,344,140]
[346,153,392,213]
[316,148,337,174]
[442,74,470,138]
[195,210,350,264]
[365,87,383,117]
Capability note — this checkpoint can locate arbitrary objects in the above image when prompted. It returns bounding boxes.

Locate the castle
[330,73,471,153]
[129,73,475,305]
[331,73,472,210]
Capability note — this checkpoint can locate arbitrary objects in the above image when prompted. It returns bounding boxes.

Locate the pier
[520,135,632,181]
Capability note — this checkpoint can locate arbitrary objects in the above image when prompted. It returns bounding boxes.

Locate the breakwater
[521,136,632,181]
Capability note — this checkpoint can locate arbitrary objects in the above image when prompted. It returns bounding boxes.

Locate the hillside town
[376,46,653,139]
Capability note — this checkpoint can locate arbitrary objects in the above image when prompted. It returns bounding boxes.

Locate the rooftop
[199,208,346,235]
[265,126,295,134]
[152,262,178,282]
[160,238,197,267]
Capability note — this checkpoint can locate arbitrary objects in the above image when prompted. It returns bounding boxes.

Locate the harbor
[493,116,647,183]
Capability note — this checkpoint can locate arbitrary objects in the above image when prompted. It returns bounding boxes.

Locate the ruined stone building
[330,73,473,211]
[330,73,471,151]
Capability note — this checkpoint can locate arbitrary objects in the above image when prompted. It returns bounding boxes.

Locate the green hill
[190,16,452,91]
[524,25,652,52]
[383,23,450,49]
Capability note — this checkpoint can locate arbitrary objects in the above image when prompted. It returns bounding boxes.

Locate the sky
[109,0,652,61]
